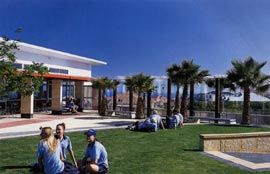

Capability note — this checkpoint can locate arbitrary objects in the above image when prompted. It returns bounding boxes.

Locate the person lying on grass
[127,110,165,132]
[77,129,108,174]
[55,123,77,167]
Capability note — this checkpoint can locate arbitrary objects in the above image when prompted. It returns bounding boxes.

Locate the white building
[0,39,106,117]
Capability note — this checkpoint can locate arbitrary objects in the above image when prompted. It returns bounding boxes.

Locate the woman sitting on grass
[55,123,77,167]
[36,127,65,174]
[33,127,79,174]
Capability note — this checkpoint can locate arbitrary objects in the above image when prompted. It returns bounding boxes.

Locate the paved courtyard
[0,111,139,139]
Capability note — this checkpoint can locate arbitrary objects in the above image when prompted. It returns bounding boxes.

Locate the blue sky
[1,0,270,78]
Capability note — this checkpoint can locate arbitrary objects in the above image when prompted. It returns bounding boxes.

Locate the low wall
[200,132,270,153]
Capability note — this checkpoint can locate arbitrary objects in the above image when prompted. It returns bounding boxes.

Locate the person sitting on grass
[32,127,79,174]
[55,123,77,167]
[35,127,65,174]
[78,129,108,174]
[168,109,184,129]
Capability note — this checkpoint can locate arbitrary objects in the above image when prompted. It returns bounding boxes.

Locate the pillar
[51,79,63,115]
[21,93,34,118]
[75,81,84,112]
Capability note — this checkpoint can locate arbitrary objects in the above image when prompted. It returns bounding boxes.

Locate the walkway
[0,112,139,139]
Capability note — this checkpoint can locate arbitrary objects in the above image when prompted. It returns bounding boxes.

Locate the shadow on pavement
[74,116,111,120]
[96,121,134,126]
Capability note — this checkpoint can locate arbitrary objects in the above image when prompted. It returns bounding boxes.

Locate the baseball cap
[84,129,96,137]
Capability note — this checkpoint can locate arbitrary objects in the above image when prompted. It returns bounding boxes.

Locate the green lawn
[1,125,270,174]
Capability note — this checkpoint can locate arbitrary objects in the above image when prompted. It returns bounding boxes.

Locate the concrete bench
[190,116,236,125]
[106,110,136,119]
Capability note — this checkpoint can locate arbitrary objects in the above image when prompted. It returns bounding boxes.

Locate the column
[21,93,34,118]
[75,81,84,112]
[51,79,63,115]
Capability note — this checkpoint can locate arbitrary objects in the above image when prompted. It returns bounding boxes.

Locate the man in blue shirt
[78,129,108,174]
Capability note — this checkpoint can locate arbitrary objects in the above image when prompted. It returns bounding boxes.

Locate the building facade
[0,40,106,117]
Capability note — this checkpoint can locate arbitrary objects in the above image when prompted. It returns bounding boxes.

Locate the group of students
[32,110,182,174]
[127,109,184,132]
[32,123,108,174]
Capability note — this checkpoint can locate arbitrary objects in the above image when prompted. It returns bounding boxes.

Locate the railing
[194,111,270,125]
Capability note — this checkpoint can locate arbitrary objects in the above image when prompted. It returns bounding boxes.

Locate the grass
[1,124,270,174]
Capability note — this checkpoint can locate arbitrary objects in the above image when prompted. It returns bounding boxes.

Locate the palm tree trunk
[136,93,144,119]
[147,90,151,117]
[174,83,180,112]
[242,87,250,125]
[189,82,194,117]
[129,90,133,111]
[113,88,117,110]
[100,89,107,116]
[167,78,172,117]
[180,83,188,118]
[98,88,101,114]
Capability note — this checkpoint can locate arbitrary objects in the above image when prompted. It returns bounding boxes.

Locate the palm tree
[189,67,209,117]
[179,60,199,118]
[124,76,136,112]
[92,78,103,114]
[111,79,120,110]
[126,73,154,119]
[227,57,270,124]
[145,80,156,117]
[166,64,181,112]
[92,77,111,116]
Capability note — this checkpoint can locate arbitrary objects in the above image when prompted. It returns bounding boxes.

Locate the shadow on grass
[208,124,258,128]
[183,148,201,152]
[1,165,31,169]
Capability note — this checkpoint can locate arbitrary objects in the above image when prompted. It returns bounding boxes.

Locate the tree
[124,76,136,112]
[126,73,154,119]
[166,64,181,112]
[178,60,200,118]
[189,65,209,117]
[227,57,270,124]
[92,77,111,116]
[92,78,103,114]
[111,79,120,110]
[0,37,48,98]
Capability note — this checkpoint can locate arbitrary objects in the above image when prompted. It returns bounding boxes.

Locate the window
[12,63,22,69]
[49,68,69,74]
